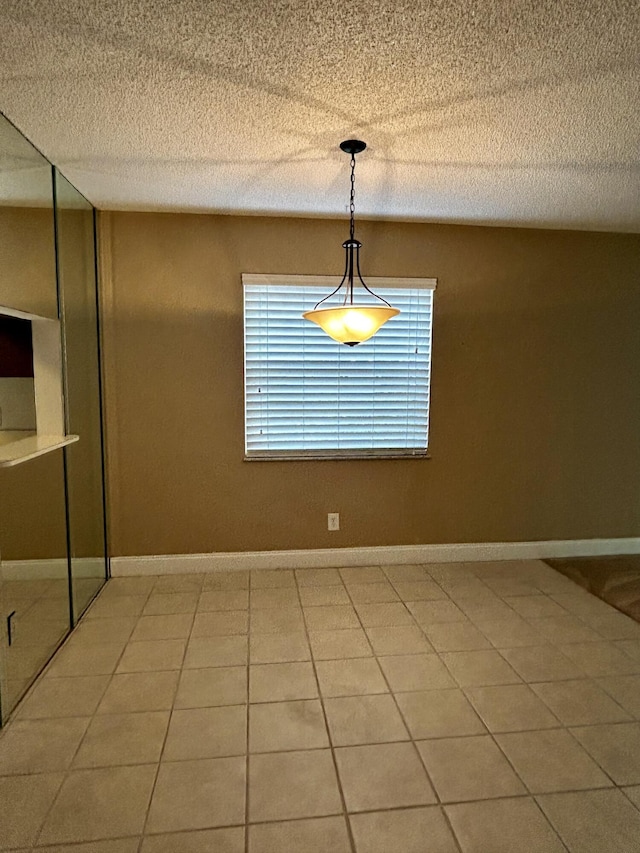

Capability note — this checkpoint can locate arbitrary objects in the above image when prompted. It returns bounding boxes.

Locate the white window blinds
[243,275,436,459]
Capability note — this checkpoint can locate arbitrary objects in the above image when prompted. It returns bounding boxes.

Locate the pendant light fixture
[302,140,400,345]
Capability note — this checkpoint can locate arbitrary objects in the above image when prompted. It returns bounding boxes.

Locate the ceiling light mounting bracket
[302,139,400,346]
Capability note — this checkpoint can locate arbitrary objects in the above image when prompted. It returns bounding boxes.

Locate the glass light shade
[303,305,400,345]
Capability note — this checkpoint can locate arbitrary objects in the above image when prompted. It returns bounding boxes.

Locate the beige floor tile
[250,607,304,634]
[391,580,447,601]
[143,593,198,616]
[383,564,431,582]
[538,788,640,853]
[532,679,632,725]
[465,684,561,732]
[250,570,295,588]
[559,642,640,677]
[339,567,386,584]
[588,613,640,640]
[116,639,186,673]
[250,587,299,609]
[198,590,249,612]
[304,605,360,631]
[174,666,247,708]
[105,576,157,597]
[423,621,491,652]
[153,575,203,594]
[249,699,329,752]
[336,742,435,811]
[571,722,640,785]
[349,806,458,853]
[309,628,372,660]
[355,602,414,627]
[17,675,109,719]
[324,694,409,745]
[39,765,156,845]
[0,773,63,849]
[131,614,193,641]
[316,658,387,697]
[191,611,248,637]
[250,662,317,702]
[484,578,543,597]
[551,592,620,619]
[147,757,245,832]
[37,839,141,853]
[299,586,350,607]
[0,717,89,774]
[395,689,486,738]
[498,728,613,793]
[623,785,640,809]
[458,598,516,622]
[346,582,399,604]
[46,644,124,678]
[408,600,466,625]
[87,595,147,619]
[142,827,244,853]
[507,595,568,619]
[163,705,246,760]
[184,636,248,668]
[597,674,640,717]
[418,735,525,801]
[475,617,542,648]
[74,711,169,767]
[72,617,138,645]
[615,640,640,662]
[62,632,128,659]
[249,749,342,821]
[249,816,350,853]
[500,645,584,682]
[447,797,566,853]
[378,653,455,692]
[203,570,249,590]
[528,616,602,645]
[443,650,521,687]
[249,632,310,663]
[296,568,343,586]
[97,671,179,714]
[365,625,432,656]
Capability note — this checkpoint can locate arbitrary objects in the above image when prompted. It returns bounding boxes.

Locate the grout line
[29,575,159,847]
[138,575,195,844]
[2,567,639,848]
[293,568,358,853]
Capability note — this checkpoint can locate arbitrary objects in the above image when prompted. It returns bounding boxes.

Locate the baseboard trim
[109,538,640,576]
[1,557,106,581]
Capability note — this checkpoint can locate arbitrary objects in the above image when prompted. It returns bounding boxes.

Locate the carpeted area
[544,556,640,622]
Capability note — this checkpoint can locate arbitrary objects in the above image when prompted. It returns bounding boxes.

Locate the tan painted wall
[100,211,640,557]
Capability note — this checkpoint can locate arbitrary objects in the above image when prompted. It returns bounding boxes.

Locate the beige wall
[100,211,640,557]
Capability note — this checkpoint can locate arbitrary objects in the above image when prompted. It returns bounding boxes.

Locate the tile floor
[1,560,640,851]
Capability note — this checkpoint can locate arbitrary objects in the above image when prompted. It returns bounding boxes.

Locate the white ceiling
[0,0,638,231]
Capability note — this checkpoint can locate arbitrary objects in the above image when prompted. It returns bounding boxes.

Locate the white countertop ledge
[0,434,79,467]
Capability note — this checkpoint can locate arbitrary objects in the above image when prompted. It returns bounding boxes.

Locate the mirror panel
[55,169,107,619]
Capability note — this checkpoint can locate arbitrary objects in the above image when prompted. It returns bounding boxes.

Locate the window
[243,274,436,459]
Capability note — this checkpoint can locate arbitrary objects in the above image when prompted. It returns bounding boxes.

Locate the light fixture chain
[349,152,356,241]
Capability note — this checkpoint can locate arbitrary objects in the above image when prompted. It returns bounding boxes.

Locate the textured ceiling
[0,0,638,231]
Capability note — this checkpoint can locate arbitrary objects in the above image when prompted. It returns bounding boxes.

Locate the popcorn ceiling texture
[0,0,638,231]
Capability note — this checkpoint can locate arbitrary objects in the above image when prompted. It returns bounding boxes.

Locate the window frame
[242,273,436,462]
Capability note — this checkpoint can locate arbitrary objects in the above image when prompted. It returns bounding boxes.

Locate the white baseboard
[1,557,106,581]
[109,538,640,577]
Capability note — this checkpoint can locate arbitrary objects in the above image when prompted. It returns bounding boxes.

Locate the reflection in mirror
[0,113,71,722]
[55,169,107,620]
[0,453,70,721]
[0,314,36,441]
[0,113,57,319]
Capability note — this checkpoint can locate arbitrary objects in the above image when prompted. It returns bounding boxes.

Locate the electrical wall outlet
[327,512,340,531]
